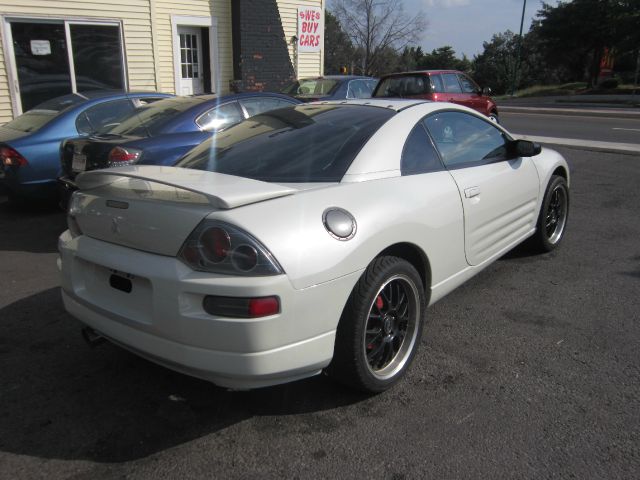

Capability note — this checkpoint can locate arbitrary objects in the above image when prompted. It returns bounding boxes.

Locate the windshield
[175,104,394,183]
[3,93,87,133]
[281,78,339,96]
[373,75,432,97]
[100,97,201,136]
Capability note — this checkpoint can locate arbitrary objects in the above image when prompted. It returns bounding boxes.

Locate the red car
[373,70,499,123]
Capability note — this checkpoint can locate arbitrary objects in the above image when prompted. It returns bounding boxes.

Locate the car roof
[313,98,428,112]
[379,70,465,78]
[298,75,375,81]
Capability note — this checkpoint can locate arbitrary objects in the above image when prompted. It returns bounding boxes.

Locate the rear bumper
[58,231,361,389]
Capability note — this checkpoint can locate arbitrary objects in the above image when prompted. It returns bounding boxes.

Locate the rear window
[281,78,339,96]
[176,105,394,182]
[3,110,58,133]
[100,97,202,136]
[373,75,432,97]
[3,93,88,132]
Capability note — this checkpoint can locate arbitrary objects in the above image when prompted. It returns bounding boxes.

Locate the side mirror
[513,139,542,157]
[481,86,492,96]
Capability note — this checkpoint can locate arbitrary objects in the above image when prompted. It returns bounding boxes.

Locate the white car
[58,100,570,392]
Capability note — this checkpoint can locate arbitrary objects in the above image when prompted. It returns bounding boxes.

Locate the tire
[326,256,426,393]
[530,175,569,252]
[488,112,500,124]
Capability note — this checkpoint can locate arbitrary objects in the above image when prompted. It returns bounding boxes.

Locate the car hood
[0,126,29,143]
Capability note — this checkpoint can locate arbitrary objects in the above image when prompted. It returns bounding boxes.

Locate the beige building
[0,0,324,123]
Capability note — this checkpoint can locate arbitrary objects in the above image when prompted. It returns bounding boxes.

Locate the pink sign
[297,7,323,52]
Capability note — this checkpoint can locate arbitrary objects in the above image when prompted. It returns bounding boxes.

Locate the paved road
[0,146,638,479]
[501,111,640,145]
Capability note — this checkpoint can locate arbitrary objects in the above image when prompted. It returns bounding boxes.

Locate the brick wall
[231,0,296,92]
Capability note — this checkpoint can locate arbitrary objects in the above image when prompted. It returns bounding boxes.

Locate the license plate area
[73,259,152,324]
[72,153,87,172]
[110,273,132,293]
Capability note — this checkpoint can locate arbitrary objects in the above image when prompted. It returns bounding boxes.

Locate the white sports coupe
[58,100,570,392]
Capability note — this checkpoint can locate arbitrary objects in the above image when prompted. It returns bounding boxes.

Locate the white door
[177,26,204,95]
[424,111,540,266]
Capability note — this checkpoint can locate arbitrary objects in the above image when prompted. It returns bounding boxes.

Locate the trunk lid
[61,134,144,180]
[72,166,297,256]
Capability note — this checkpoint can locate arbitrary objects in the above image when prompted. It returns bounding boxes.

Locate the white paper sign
[30,40,51,56]
[297,7,323,53]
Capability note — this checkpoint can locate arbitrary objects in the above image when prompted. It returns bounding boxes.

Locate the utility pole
[511,0,527,97]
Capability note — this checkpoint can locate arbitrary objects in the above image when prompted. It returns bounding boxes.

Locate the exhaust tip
[81,327,106,347]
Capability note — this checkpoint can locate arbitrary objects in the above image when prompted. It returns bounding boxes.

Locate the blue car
[0,91,172,202]
[281,75,378,102]
[58,92,300,205]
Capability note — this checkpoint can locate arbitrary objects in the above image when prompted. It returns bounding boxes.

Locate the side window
[401,123,443,176]
[424,111,509,168]
[76,99,135,134]
[442,73,462,93]
[347,80,375,99]
[457,74,478,94]
[429,74,444,93]
[239,97,295,117]
[196,101,244,132]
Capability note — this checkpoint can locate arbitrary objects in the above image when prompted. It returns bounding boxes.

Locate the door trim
[171,15,219,95]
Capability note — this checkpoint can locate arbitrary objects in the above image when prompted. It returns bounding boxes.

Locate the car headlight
[178,220,283,276]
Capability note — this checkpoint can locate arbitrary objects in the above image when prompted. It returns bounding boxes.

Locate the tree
[419,46,470,72]
[331,0,427,76]
[472,31,520,95]
[324,11,356,74]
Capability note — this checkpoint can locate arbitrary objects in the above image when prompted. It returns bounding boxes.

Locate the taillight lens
[202,295,280,318]
[108,146,142,167]
[179,220,283,276]
[67,191,85,237]
[0,146,28,166]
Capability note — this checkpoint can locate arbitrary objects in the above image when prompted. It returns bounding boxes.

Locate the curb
[513,134,640,156]
[500,106,640,119]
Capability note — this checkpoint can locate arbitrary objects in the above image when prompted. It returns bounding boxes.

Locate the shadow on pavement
[0,197,66,254]
[0,288,368,463]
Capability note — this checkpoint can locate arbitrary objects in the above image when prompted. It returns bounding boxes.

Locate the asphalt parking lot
[0,146,638,479]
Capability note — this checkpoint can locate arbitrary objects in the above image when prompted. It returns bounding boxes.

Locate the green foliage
[324,11,355,75]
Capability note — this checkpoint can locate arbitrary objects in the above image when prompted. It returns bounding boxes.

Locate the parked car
[0,91,172,202]
[59,100,569,393]
[281,75,377,102]
[58,93,300,208]
[373,70,499,122]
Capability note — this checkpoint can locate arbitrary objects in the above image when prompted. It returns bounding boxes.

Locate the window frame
[423,109,515,170]
[1,15,127,116]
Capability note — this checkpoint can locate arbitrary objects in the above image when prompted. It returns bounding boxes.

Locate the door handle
[464,186,481,198]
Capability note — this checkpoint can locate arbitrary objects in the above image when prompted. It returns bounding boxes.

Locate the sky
[329,0,561,59]
[409,0,561,57]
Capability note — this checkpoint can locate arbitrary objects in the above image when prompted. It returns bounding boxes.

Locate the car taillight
[66,191,85,237]
[202,295,280,318]
[108,146,142,167]
[179,220,283,276]
[0,146,28,166]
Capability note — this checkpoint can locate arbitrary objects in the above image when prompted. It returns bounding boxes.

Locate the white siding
[153,0,232,95]
[277,0,324,78]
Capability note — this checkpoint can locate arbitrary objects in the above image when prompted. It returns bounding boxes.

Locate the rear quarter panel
[210,172,466,293]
